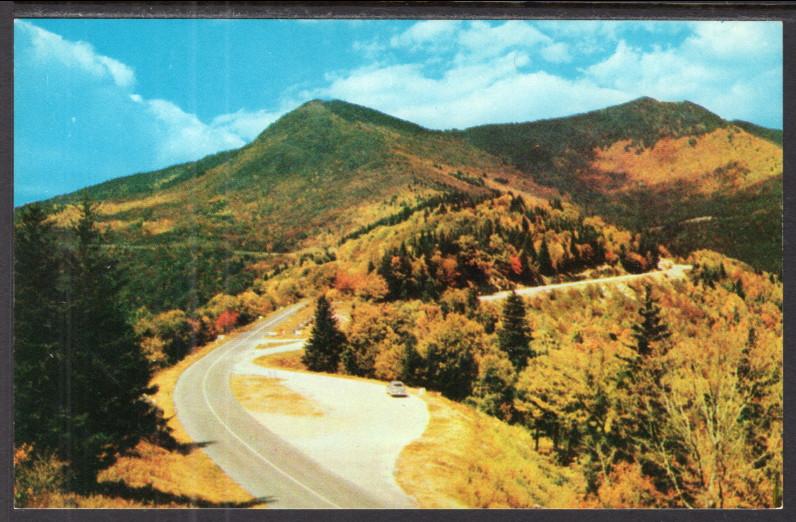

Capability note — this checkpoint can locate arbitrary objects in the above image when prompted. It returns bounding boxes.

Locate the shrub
[215,310,239,334]
[14,445,69,507]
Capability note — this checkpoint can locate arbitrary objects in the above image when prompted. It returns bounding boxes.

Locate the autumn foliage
[214,310,239,334]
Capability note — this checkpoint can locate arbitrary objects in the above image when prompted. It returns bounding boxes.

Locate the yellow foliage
[595,461,668,508]
[96,193,179,215]
[141,218,175,235]
[396,393,584,508]
[140,336,168,368]
[592,127,782,194]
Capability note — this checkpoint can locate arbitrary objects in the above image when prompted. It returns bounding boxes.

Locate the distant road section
[479,264,693,303]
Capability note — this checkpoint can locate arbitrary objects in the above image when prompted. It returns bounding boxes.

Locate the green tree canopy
[61,199,160,486]
[15,199,161,488]
[497,291,534,370]
[14,204,63,451]
[302,294,347,372]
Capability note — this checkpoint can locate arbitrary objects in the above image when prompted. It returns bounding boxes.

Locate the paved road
[479,264,693,302]
[174,303,390,508]
[234,347,428,508]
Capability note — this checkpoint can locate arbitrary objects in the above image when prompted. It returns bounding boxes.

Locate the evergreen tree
[468,352,517,422]
[568,237,581,272]
[400,340,423,385]
[537,238,553,276]
[497,291,534,370]
[737,326,779,493]
[302,295,346,372]
[14,204,63,450]
[733,278,746,300]
[627,285,671,360]
[614,285,687,502]
[60,199,159,487]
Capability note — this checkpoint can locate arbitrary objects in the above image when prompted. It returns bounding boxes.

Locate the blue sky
[14,19,782,205]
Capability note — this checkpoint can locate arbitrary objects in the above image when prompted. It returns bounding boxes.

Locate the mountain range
[38,96,782,277]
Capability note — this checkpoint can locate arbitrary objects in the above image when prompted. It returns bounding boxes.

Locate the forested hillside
[460,97,783,273]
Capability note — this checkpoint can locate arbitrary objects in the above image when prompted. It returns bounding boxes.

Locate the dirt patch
[255,341,298,351]
[254,351,306,372]
[230,374,323,417]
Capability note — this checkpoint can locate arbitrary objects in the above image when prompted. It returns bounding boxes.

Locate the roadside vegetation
[13,201,265,507]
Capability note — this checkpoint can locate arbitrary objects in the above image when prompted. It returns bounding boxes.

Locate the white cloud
[311,19,781,130]
[389,20,554,64]
[127,96,288,164]
[390,20,461,50]
[212,108,284,141]
[15,20,135,87]
[541,42,571,63]
[683,21,781,63]
[133,98,244,163]
[314,53,629,129]
[458,20,551,57]
[583,22,782,125]
[352,38,387,59]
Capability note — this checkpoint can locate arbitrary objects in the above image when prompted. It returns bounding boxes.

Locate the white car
[386,381,408,397]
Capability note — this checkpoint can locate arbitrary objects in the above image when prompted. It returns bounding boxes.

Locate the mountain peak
[608,96,726,127]
[266,98,428,138]
[614,96,720,119]
[624,95,659,106]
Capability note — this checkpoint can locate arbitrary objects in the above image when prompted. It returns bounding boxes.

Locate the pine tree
[733,278,746,300]
[497,291,534,370]
[537,238,553,276]
[60,198,159,487]
[737,327,779,489]
[628,285,671,360]
[568,237,581,272]
[614,285,686,502]
[14,204,63,450]
[302,295,346,372]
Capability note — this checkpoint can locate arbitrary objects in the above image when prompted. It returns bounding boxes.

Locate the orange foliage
[334,271,361,294]
[214,310,239,334]
[592,127,782,194]
[508,255,522,275]
[596,461,669,508]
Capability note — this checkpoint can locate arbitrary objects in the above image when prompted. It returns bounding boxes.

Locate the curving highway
[173,303,393,508]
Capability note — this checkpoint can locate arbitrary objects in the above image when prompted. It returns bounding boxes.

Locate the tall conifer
[497,291,534,370]
[14,204,63,449]
[61,198,158,486]
[302,295,346,372]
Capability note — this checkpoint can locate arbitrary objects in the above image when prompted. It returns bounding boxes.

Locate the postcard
[12,15,783,509]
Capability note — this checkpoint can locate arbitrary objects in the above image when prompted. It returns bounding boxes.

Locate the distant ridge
[459,96,782,274]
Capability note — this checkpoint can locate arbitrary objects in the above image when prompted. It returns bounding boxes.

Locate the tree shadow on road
[90,480,273,508]
[146,420,216,455]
